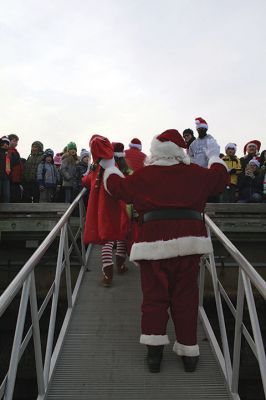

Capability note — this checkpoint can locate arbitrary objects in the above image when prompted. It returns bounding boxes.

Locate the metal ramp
[45,245,232,400]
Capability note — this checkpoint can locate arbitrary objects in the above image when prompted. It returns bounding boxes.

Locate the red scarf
[5,153,11,175]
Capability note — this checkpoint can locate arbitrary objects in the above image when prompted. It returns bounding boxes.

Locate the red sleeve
[104,167,138,204]
[206,160,229,197]
[82,173,92,189]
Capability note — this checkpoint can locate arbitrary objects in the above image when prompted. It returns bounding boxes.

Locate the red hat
[195,117,208,130]
[112,142,125,158]
[129,138,142,150]
[54,153,62,166]
[243,140,261,155]
[150,129,190,165]
[89,135,114,161]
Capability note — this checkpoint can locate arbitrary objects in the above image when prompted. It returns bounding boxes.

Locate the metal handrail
[199,214,266,400]
[0,188,90,400]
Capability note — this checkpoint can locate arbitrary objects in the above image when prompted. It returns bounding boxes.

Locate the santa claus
[101,129,228,373]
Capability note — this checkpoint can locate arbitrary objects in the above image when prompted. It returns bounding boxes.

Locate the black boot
[146,345,164,373]
[181,356,199,372]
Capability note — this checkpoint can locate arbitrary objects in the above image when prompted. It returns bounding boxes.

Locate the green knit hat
[67,142,77,151]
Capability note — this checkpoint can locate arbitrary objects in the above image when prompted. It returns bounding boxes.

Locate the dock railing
[0,199,266,400]
[0,188,90,400]
[199,214,266,400]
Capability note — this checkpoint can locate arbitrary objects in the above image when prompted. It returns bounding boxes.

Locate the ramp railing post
[4,276,31,400]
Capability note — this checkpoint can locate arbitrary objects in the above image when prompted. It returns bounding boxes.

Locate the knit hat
[150,129,190,165]
[243,140,261,155]
[225,143,237,151]
[129,138,142,150]
[89,135,114,161]
[54,153,62,166]
[67,142,77,151]
[112,142,125,158]
[249,159,260,168]
[0,136,10,145]
[195,117,208,130]
[32,141,44,151]
[80,148,90,161]
[43,148,54,158]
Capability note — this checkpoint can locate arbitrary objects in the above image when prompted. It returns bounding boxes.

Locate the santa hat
[149,129,190,165]
[89,134,114,161]
[225,143,237,151]
[129,138,142,150]
[195,117,208,130]
[80,148,90,161]
[249,159,260,168]
[112,142,125,158]
[243,140,261,155]
[54,153,62,166]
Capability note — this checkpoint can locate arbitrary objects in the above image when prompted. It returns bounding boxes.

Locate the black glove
[230,168,236,174]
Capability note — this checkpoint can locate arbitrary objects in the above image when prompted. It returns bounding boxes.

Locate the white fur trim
[173,341,200,356]
[114,151,125,158]
[129,236,213,261]
[147,158,181,166]
[208,156,228,170]
[149,136,190,165]
[103,166,124,194]
[140,334,170,345]
[129,143,142,150]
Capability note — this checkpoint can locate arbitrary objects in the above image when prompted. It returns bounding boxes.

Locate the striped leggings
[102,241,127,268]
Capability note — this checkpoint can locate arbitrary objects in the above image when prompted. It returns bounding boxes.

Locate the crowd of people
[0,135,147,204]
[0,119,265,204]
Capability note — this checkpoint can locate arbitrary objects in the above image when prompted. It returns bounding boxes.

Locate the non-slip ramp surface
[46,245,232,400]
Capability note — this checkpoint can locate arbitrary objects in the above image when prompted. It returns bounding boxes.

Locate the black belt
[142,208,203,223]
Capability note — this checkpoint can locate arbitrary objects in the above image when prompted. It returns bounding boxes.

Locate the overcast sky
[1,0,266,158]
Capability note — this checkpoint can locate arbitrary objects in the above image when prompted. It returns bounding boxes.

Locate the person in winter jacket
[82,135,129,287]
[240,140,261,172]
[125,138,147,171]
[182,128,196,149]
[23,141,44,202]
[75,149,91,194]
[0,136,12,203]
[188,117,220,168]
[102,129,228,373]
[237,159,263,203]
[8,134,23,202]
[221,143,242,202]
[60,142,79,203]
[37,149,60,202]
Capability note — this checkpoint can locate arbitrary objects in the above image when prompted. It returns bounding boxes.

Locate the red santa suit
[82,135,127,245]
[125,138,147,171]
[103,129,228,357]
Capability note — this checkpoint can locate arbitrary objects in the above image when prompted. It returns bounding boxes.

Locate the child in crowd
[0,136,11,203]
[37,149,60,202]
[237,159,263,203]
[23,141,44,202]
[53,153,64,202]
[7,134,23,202]
[60,142,79,203]
[240,140,261,171]
[221,143,242,202]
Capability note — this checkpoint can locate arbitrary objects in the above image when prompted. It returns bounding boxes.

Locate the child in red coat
[82,135,128,286]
